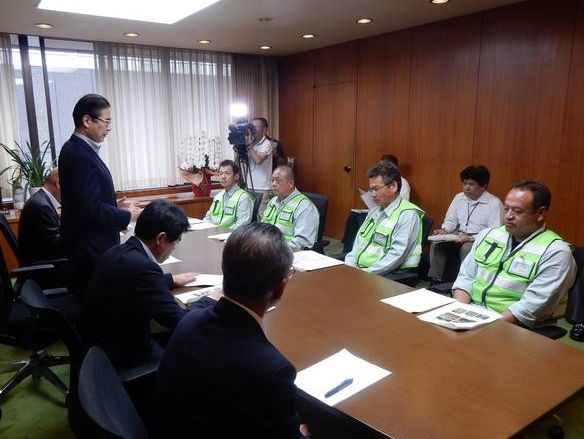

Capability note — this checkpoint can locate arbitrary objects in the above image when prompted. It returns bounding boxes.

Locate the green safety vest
[262,192,312,243]
[208,187,250,228]
[353,199,424,270]
[470,226,566,315]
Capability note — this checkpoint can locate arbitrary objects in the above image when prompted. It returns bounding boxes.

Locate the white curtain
[0,33,20,192]
[94,42,232,190]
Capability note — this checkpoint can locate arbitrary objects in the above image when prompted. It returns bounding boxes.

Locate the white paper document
[208,232,231,241]
[175,286,221,306]
[427,234,459,242]
[188,217,203,225]
[295,349,391,406]
[293,250,344,271]
[381,288,456,314]
[417,301,501,330]
[185,274,223,287]
[358,188,376,210]
[188,222,217,231]
[159,255,181,266]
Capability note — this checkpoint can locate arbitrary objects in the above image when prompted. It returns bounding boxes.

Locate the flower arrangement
[178,132,221,174]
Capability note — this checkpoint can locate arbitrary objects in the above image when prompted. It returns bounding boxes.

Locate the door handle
[343,165,352,173]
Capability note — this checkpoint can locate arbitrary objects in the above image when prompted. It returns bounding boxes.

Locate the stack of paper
[184,274,223,287]
[188,217,203,225]
[417,301,501,330]
[380,288,455,313]
[159,255,181,266]
[427,234,459,242]
[188,222,217,231]
[295,349,391,406]
[175,286,221,306]
[293,250,344,272]
[208,232,231,241]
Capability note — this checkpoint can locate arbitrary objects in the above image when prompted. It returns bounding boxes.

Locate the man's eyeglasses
[93,116,112,127]
[368,184,388,194]
[288,266,296,278]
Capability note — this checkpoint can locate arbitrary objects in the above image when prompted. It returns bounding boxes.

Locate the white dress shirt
[442,190,503,234]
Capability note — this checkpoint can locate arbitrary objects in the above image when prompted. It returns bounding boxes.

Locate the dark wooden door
[313,83,356,239]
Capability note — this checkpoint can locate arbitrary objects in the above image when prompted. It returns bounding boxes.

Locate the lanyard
[466,202,480,227]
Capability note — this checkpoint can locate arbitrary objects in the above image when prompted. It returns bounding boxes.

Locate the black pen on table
[324,378,353,398]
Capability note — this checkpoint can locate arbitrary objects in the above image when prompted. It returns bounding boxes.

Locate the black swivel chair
[74,346,148,439]
[304,192,329,254]
[383,216,433,287]
[251,190,263,222]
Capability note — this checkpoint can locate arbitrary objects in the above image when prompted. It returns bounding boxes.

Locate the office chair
[304,192,329,254]
[73,346,148,439]
[384,216,433,287]
[566,247,584,341]
[251,190,263,222]
[0,213,69,291]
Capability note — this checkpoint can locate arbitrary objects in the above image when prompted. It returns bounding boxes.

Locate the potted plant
[0,140,53,205]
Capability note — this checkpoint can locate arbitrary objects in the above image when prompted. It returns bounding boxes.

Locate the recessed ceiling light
[356,17,373,24]
[301,33,316,39]
[37,0,221,25]
[124,32,139,37]
[259,45,272,50]
[197,39,211,44]
[258,17,273,22]
[431,0,449,3]
[35,23,54,29]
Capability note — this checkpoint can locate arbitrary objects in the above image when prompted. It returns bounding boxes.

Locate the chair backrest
[304,192,328,243]
[567,246,584,322]
[251,191,263,222]
[0,240,16,330]
[20,280,86,380]
[418,216,434,276]
[0,214,20,264]
[78,346,148,439]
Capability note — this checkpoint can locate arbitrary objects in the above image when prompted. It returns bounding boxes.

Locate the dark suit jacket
[58,134,131,289]
[18,189,63,265]
[80,236,187,368]
[153,297,302,439]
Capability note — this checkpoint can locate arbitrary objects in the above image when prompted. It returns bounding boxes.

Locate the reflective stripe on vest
[353,199,424,269]
[262,193,311,243]
[209,188,249,228]
[470,226,565,314]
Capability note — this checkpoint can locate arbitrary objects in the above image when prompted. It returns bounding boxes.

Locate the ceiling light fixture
[431,0,449,3]
[356,17,373,24]
[259,45,272,50]
[301,33,316,39]
[37,0,221,25]
[35,23,54,29]
[197,39,211,44]
[124,32,139,37]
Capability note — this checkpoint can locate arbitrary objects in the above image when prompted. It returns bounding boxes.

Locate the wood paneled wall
[278,0,584,243]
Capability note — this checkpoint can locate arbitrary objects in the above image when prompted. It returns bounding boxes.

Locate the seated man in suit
[153,223,306,438]
[80,199,210,368]
[203,159,253,229]
[261,165,319,250]
[428,165,504,282]
[452,181,576,327]
[345,163,424,276]
[18,167,63,265]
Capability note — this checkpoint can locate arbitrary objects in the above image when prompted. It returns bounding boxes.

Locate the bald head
[271,166,296,200]
[44,167,61,202]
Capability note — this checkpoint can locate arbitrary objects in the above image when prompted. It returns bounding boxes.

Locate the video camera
[228,120,254,156]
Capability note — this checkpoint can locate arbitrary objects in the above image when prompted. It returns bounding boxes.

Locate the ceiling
[0,0,526,56]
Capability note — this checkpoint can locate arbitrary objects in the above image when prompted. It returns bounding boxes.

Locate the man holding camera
[247,117,276,193]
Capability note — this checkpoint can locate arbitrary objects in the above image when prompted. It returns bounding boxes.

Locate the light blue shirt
[453,225,577,327]
[345,196,421,275]
[267,188,319,250]
[203,184,253,229]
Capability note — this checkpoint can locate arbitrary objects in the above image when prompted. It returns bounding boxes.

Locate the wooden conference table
[164,225,584,439]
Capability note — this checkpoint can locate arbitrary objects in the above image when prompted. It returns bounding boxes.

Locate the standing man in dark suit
[59,94,141,293]
[80,199,208,369]
[153,223,307,439]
